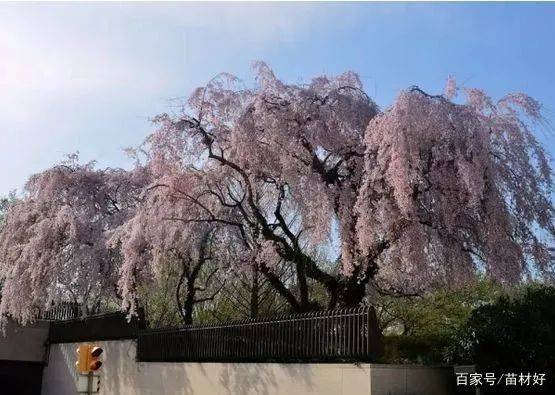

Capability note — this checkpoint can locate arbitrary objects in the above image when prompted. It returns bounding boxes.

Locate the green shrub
[451,284,555,371]
[382,334,451,364]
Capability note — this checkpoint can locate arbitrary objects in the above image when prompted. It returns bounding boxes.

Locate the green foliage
[377,276,503,336]
[138,263,182,329]
[203,270,293,323]
[0,193,16,228]
[451,283,555,371]
[377,276,504,364]
[382,334,451,364]
[378,279,555,372]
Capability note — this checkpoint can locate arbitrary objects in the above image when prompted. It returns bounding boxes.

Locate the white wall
[42,340,455,395]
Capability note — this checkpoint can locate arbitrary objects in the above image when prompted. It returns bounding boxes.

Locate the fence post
[367,305,384,361]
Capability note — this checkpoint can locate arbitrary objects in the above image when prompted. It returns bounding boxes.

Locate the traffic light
[89,346,103,371]
[75,344,90,373]
[75,344,104,373]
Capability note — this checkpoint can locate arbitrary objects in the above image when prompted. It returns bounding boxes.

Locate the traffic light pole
[86,372,93,395]
[75,343,103,394]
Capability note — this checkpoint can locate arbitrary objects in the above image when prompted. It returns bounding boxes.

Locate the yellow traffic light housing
[75,344,104,373]
[75,344,90,373]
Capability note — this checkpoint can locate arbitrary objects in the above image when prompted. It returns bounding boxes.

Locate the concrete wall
[42,340,455,395]
[0,320,49,362]
[0,321,49,395]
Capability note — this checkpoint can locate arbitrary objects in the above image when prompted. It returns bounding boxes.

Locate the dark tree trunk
[249,264,260,318]
[175,231,216,325]
[295,260,310,310]
[182,279,196,325]
[176,259,199,326]
[259,264,301,312]
[339,282,367,308]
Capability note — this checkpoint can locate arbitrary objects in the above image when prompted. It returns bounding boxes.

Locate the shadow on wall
[219,363,278,395]
[43,340,195,395]
[219,363,316,395]
[60,343,80,384]
[43,341,371,395]
[97,340,318,395]
[106,340,195,395]
[42,341,454,395]
[41,343,79,394]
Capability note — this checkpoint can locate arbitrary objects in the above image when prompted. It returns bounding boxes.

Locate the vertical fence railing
[137,307,381,363]
[38,303,81,321]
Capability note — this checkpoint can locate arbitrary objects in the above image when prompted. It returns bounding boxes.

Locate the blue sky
[1,2,554,196]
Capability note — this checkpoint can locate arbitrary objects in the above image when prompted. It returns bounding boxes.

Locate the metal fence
[137,307,382,363]
[49,310,146,343]
[39,303,81,321]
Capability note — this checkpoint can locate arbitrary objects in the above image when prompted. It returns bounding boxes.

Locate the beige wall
[0,320,49,362]
[371,364,455,395]
[42,340,455,395]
